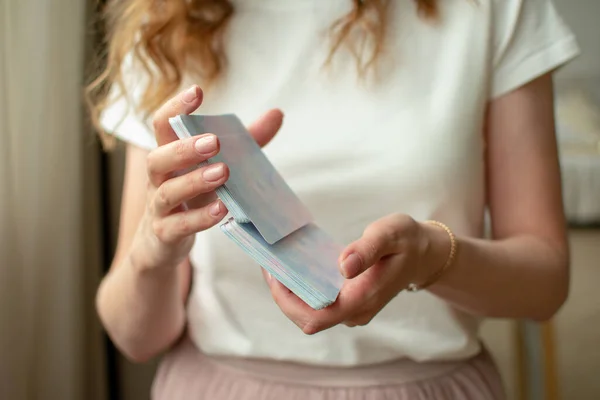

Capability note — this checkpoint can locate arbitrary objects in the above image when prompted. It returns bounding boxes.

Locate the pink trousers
[152,336,505,400]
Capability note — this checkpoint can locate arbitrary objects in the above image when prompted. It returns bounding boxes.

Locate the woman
[88,0,579,398]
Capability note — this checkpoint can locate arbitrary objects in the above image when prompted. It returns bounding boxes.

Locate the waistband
[203,348,485,388]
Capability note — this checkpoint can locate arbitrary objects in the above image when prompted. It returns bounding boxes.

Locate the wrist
[128,233,185,274]
[412,221,455,289]
[129,214,192,272]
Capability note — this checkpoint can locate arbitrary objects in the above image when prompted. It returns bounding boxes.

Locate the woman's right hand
[130,85,284,270]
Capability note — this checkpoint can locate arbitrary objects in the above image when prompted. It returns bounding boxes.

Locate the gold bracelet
[407,220,457,292]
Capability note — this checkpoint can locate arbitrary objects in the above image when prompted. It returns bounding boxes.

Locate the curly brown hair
[86,0,438,147]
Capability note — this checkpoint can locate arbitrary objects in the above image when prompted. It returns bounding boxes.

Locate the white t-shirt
[101,0,579,366]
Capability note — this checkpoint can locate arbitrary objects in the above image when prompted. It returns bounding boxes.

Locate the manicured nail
[182,85,198,103]
[195,135,216,154]
[209,200,223,217]
[203,164,225,182]
[340,253,361,278]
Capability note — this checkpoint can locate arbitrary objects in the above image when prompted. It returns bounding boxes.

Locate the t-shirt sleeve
[99,54,158,151]
[490,0,580,99]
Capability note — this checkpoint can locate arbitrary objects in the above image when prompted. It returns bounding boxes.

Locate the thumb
[247,109,284,148]
[339,228,397,279]
[152,85,204,146]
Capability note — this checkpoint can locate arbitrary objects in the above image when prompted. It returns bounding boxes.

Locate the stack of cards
[169,114,345,310]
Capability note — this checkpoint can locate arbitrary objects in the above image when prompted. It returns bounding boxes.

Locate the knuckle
[196,207,218,231]
[361,239,379,263]
[302,326,315,335]
[301,320,319,335]
[155,184,171,211]
[396,213,416,226]
[152,114,163,133]
[393,213,417,233]
[347,313,373,327]
[174,140,188,161]
[364,219,404,253]
[403,215,419,232]
[176,212,191,236]
[146,184,157,210]
[379,223,400,243]
[146,152,158,176]
[186,170,200,196]
[363,223,382,243]
[152,220,169,243]
[360,285,378,303]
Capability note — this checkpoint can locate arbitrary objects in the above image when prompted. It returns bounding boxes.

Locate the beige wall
[480,230,600,400]
[553,0,600,81]
[556,230,600,399]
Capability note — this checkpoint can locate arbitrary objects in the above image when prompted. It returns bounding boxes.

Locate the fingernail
[267,272,272,283]
[209,200,223,217]
[203,164,225,182]
[340,253,361,279]
[195,135,216,154]
[182,85,198,103]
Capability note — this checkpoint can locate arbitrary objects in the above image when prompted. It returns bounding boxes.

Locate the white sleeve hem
[490,35,581,99]
[99,99,158,151]
[110,123,157,151]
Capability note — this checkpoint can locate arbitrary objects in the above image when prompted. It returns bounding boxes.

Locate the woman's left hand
[262,214,448,334]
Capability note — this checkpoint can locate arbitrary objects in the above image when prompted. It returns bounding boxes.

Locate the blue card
[169,114,345,309]
[170,114,313,245]
[221,219,345,309]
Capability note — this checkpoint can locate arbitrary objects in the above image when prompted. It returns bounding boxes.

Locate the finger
[293,258,403,333]
[342,287,396,328]
[153,163,229,216]
[344,294,390,327]
[340,218,399,279]
[269,278,368,335]
[265,275,323,334]
[152,199,227,244]
[247,109,284,148]
[260,268,271,286]
[343,313,375,328]
[306,278,375,333]
[152,85,204,147]
[342,256,410,328]
[146,134,219,187]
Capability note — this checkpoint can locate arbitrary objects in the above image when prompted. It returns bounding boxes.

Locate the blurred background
[1,1,598,399]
